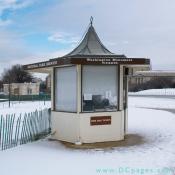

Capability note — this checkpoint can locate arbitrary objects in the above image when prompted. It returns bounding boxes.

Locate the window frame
[81,65,120,113]
[53,65,78,113]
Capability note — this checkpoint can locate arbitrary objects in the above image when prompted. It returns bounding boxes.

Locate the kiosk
[24,20,150,144]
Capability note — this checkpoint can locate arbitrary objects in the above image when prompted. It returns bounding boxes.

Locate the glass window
[82,65,118,112]
[28,89,32,95]
[55,66,77,112]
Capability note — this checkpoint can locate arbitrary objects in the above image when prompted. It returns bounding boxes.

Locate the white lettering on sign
[86,58,133,64]
[27,61,58,69]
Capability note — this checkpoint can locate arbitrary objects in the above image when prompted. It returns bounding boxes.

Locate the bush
[129,77,175,92]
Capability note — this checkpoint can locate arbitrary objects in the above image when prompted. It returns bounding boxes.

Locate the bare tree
[1,64,33,83]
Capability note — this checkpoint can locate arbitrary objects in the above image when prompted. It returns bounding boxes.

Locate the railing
[0,94,51,101]
[0,108,51,151]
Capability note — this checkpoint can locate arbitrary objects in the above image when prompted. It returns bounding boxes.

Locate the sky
[0,0,175,78]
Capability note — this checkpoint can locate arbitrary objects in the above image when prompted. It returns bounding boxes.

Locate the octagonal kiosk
[23,21,150,144]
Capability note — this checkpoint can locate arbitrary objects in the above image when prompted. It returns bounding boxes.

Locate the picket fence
[0,108,51,151]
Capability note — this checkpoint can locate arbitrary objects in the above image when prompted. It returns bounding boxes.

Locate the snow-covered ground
[129,88,175,96]
[129,96,175,109]
[0,101,51,116]
[0,99,6,101]
[0,97,175,175]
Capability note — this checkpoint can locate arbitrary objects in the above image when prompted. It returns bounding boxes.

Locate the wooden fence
[0,109,51,151]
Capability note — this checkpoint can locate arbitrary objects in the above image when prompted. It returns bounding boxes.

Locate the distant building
[46,75,51,93]
[3,83,40,95]
[128,66,151,90]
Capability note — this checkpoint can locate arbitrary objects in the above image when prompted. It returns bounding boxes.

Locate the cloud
[0,0,34,26]
[48,32,80,44]
[0,27,73,76]
[0,29,31,75]
[122,41,129,45]
[0,0,33,13]
[0,47,73,79]
[0,19,12,26]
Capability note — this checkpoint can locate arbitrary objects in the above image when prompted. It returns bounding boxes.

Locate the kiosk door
[123,67,128,134]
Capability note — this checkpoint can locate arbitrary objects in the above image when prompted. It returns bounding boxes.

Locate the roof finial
[90,16,93,26]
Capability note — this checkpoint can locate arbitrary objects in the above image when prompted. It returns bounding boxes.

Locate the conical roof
[66,22,114,56]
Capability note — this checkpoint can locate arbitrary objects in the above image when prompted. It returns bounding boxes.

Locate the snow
[129,96,175,109]
[0,101,51,116]
[0,99,7,101]
[129,88,175,96]
[0,97,175,175]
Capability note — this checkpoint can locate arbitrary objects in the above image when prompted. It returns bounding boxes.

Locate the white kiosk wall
[51,65,125,143]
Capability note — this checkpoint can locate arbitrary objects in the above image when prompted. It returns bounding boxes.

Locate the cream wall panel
[51,112,80,143]
[79,111,124,143]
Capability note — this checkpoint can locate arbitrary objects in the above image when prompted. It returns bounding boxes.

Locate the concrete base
[49,134,144,149]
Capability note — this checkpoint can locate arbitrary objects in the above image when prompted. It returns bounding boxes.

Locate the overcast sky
[0,0,175,77]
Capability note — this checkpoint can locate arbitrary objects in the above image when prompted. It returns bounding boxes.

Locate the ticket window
[82,65,118,112]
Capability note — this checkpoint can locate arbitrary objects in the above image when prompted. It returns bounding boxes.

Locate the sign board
[23,57,150,70]
[71,58,150,65]
[90,116,111,126]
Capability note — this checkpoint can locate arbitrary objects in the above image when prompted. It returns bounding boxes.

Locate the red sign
[90,116,111,126]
